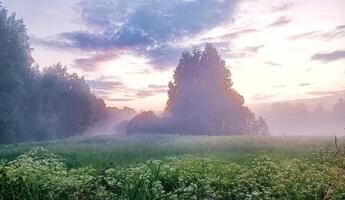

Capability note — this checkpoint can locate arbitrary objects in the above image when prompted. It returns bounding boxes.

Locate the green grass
[0,134,342,170]
[1,135,344,199]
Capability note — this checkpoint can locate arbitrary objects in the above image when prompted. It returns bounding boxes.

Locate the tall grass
[0,135,342,170]
[0,143,344,199]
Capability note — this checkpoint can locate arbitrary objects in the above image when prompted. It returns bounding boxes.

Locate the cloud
[75,52,118,71]
[308,90,345,97]
[311,50,345,63]
[298,83,311,87]
[288,31,319,41]
[108,98,134,102]
[268,16,292,27]
[288,25,345,41]
[337,25,345,29]
[226,44,264,58]
[219,28,258,40]
[271,2,294,12]
[93,90,111,95]
[89,82,168,101]
[96,75,121,81]
[30,36,75,49]
[252,94,274,101]
[243,45,265,53]
[264,61,281,66]
[127,68,153,75]
[148,84,168,90]
[59,30,153,51]
[86,79,124,90]
[146,45,186,69]
[135,89,166,98]
[62,0,237,50]
[32,0,238,69]
[318,25,345,40]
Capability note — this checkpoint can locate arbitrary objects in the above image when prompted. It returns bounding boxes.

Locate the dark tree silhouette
[0,6,107,143]
[38,64,107,140]
[0,5,35,142]
[128,44,269,135]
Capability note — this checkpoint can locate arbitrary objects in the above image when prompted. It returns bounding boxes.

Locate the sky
[2,0,345,111]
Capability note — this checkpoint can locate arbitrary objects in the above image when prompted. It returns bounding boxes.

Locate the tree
[0,5,34,143]
[256,117,270,135]
[0,6,108,143]
[128,44,267,135]
[38,64,107,140]
[164,43,260,134]
[127,111,161,134]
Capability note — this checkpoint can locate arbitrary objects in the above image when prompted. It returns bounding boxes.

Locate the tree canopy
[0,6,106,143]
[127,44,269,135]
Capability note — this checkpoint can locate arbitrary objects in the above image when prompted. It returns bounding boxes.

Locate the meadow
[0,135,344,199]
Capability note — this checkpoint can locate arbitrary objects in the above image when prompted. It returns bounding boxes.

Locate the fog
[86,107,137,136]
[1,2,343,144]
[252,96,345,136]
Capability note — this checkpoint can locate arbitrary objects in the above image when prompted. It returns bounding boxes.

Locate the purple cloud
[30,36,74,50]
[311,50,345,63]
[226,44,264,58]
[219,28,258,40]
[136,89,166,98]
[288,31,319,41]
[30,0,239,70]
[75,52,118,71]
[269,16,292,27]
[288,25,345,41]
[271,2,294,12]
[86,79,124,90]
[108,98,134,102]
[148,84,168,90]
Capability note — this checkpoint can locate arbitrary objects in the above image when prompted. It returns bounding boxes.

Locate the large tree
[0,5,35,142]
[128,44,268,135]
[165,43,259,134]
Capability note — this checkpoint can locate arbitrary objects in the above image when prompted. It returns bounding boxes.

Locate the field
[1,134,345,199]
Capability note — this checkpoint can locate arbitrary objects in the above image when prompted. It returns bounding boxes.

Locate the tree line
[0,6,106,144]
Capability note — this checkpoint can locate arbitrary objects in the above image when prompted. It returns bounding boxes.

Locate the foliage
[127,111,162,134]
[127,44,270,135]
[0,6,106,144]
[0,5,34,143]
[38,64,106,140]
[0,136,344,199]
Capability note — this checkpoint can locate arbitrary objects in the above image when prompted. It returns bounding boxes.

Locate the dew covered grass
[0,135,344,199]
